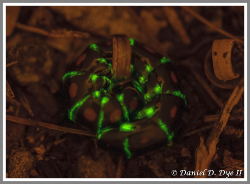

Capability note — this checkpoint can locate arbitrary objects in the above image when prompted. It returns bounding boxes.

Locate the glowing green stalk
[68,94,91,122]
[133,80,143,94]
[89,43,99,51]
[165,90,187,104]
[117,93,129,121]
[98,127,113,140]
[97,58,107,64]
[161,57,171,64]
[120,122,135,132]
[158,119,174,142]
[97,97,110,134]
[62,71,84,82]
[123,138,132,159]
[129,38,134,46]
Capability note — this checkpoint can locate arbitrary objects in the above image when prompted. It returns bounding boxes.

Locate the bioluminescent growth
[133,80,143,94]
[144,93,151,102]
[154,83,162,94]
[123,138,132,159]
[145,64,153,73]
[62,71,84,82]
[97,97,110,134]
[129,38,134,46]
[68,94,91,122]
[98,58,107,64]
[137,106,156,119]
[90,74,99,83]
[161,57,171,64]
[139,76,147,84]
[165,90,187,104]
[98,127,112,140]
[93,90,101,99]
[89,43,99,51]
[158,119,174,142]
[117,93,129,121]
[145,106,156,118]
[120,122,135,132]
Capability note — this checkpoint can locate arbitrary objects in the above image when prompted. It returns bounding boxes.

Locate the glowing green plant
[123,138,132,159]
[62,71,84,82]
[161,57,171,64]
[165,90,187,104]
[158,119,174,142]
[89,43,99,51]
[129,38,134,46]
[68,94,91,122]
[117,93,129,121]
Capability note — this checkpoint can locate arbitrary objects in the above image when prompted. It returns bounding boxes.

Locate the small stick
[204,114,244,122]
[181,7,244,44]
[184,125,214,137]
[163,7,191,45]
[15,22,90,39]
[6,115,97,137]
[190,68,224,108]
[194,81,244,178]
[6,61,18,67]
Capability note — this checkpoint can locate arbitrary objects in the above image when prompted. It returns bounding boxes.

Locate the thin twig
[181,7,244,44]
[6,115,97,138]
[190,68,224,108]
[204,114,244,122]
[15,22,90,39]
[6,61,18,67]
[195,81,244,178]
[184,125,214,137]
[163,7,191,45]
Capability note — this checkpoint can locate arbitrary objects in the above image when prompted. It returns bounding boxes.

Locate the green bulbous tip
[129,38,134,46]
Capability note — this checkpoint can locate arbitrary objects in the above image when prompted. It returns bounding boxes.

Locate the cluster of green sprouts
[63,39,186,159]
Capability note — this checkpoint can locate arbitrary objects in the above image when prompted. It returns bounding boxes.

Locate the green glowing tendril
[158,119,174,142]
[133,80,143,94]
[161,57,171,64]
[62,71,84,82]
[98,127,113,140]
[165,90,187,104]
[98,58,107,64]
[117,93,129,121]
[123,138,132,159]
[89,43,99,51]
[97,97,110,134]
[68,94,91,122]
